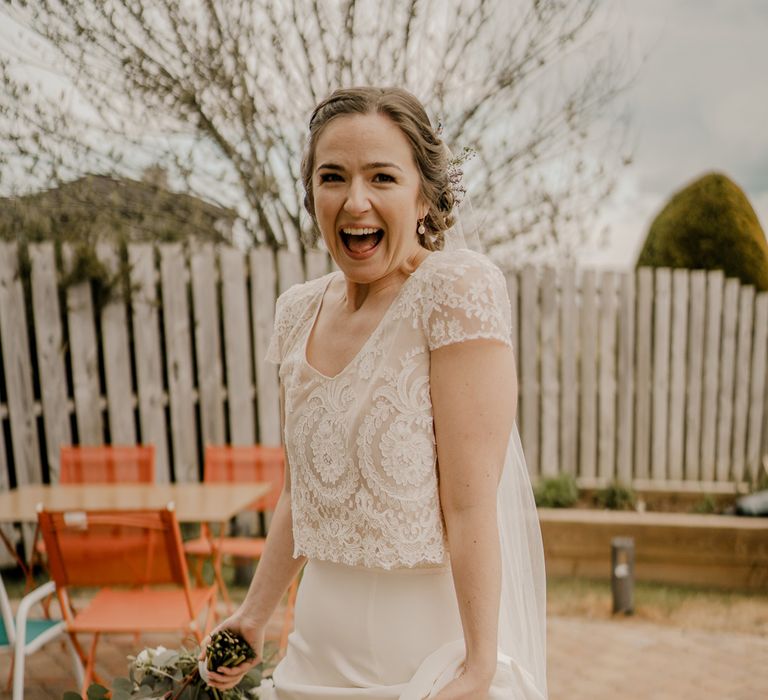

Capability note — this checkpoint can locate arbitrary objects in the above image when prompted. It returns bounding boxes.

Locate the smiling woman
[200,87,547,700]
[312,111,429,276]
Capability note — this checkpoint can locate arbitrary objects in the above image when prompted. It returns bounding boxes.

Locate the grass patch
[547,575,768,636]
[6,565,766,638]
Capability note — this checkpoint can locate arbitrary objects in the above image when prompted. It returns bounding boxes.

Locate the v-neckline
[303,255,435,381]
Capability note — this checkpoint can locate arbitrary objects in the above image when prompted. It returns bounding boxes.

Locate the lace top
[265,248,513,569]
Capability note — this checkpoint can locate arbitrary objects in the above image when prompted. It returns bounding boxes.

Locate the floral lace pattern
[265,249,512,569]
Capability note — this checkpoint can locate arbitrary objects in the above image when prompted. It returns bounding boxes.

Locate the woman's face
[312,112,429,283]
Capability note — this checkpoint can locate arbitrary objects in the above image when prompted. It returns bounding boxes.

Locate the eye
[318,172,343,183]
[373,173,396,183]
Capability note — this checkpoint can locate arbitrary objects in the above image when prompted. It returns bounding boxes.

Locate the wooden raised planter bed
[538,508,768,591]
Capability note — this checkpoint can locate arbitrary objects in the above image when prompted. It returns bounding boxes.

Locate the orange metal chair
[59,444,155,483]
[38,505,217,696]
[184,445,299,653]
[32,445,156,575]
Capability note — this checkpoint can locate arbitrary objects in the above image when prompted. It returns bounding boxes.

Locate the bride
[201,86,547,700]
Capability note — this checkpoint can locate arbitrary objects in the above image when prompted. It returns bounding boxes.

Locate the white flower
[133,645,168,683]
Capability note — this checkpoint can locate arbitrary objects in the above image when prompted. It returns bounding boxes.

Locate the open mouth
[339,227,384,255]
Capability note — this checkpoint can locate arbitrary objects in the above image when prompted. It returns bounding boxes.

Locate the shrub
[534,473,579,508]
[690,494,717,514]
[750,466,768,493]
[636,172,768,291]
[594,482,636,510]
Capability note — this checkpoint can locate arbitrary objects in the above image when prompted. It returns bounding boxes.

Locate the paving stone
[2,609,767,699]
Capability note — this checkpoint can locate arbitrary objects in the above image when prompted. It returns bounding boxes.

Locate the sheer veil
[443,190,548,699]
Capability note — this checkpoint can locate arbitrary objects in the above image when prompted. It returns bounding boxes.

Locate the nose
[343,177,371,215]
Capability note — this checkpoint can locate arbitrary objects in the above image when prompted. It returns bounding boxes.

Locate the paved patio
[547,616,767,700]
[3,602,767,700]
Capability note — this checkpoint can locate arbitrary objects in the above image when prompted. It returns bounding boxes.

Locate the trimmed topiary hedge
[636,172,768,291]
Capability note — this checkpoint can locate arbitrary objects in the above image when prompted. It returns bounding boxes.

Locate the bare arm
[236,379,305,626]
[431,339,517,698]
[235,467,306,627]
[204,383,306,689]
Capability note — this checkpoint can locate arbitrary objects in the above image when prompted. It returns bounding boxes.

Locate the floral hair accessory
[447,146,475,207]
[434,116,474,208]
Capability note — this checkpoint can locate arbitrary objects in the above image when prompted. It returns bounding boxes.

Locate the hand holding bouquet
[72,631,264,700]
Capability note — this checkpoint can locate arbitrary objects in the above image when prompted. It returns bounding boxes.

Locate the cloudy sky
[581,0,768,269]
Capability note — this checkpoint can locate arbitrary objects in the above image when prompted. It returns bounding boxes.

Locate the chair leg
[11,594,26,700]
[192,555,205,586]
[213,553,233,614]
[23,524,43,595]
[6,655,14,695]
[67,631,89,673]
[203,592,218,638]
[10,651,22,700]
[65,635,85,692]
[39,589,56,620]
[79,632,100,698]
[0,527,32,596]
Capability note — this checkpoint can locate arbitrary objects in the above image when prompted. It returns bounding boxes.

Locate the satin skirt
[258,559,543,700]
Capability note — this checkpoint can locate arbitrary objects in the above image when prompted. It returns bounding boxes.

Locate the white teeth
[341,227,379,236]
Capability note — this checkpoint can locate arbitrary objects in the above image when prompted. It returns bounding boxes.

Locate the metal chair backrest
[38,507,188,589]
[203,445,285,511]
[59,445,155,484]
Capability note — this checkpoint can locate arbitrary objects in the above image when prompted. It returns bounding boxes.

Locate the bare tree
[0,0,630,259]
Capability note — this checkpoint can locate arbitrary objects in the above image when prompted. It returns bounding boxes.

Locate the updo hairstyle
[301,86,455,251]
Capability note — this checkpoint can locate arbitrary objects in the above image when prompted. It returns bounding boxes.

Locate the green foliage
[85,636,267,700]
[0,174,233,246]
[1,173,235,315]
[690,494,717,514]
[534,473,579,508]
[58,241,133,313]
[594,482,636,511]
[749,466,768,493]
[636,172,768,291]
[86,685,110,699]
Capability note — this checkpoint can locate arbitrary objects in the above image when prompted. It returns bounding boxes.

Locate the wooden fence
[0,241,765,505]
[510,266,768,490]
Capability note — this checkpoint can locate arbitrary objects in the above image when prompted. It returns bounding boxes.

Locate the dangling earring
[417,218,426,236]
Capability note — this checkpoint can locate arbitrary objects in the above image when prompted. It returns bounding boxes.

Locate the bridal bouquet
[68,631,265,700]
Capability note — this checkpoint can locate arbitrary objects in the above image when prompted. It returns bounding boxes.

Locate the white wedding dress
[260,249,547,699]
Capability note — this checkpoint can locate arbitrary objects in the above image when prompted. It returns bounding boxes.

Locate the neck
[340,248,430,313]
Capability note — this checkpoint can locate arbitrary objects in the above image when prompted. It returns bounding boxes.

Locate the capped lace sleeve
[422,250,513,351]
[264,304,283,365]
[265,277,329,365]
[264,285,299,365]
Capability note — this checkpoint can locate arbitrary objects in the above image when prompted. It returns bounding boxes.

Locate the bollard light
[611,536,635,615]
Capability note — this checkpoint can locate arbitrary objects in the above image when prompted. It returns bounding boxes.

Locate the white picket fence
[0,241,765,501]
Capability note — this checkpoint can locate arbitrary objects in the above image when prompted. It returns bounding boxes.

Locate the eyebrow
[316,161,403,173]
